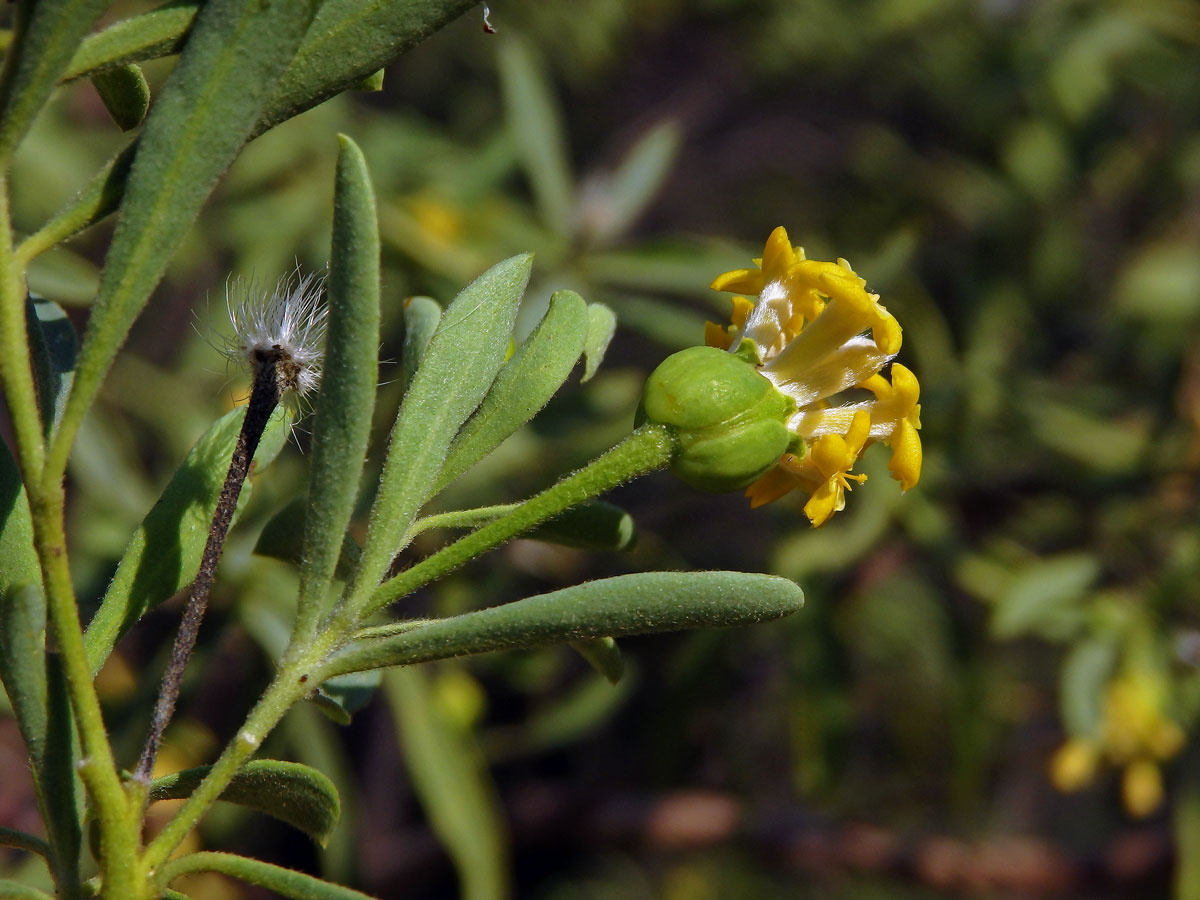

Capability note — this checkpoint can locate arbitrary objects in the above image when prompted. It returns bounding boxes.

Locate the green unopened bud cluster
[638,346,797,492]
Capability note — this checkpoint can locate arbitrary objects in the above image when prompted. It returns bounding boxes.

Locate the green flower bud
[638,346,794,492]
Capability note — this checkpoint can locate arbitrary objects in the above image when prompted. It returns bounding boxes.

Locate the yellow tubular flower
[706,226,923,525]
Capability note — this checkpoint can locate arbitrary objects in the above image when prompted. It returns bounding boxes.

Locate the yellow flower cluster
[705,227,922,525]
[1050,672,1185,817]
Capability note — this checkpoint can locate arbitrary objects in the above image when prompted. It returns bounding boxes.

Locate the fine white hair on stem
[222,263,328,405]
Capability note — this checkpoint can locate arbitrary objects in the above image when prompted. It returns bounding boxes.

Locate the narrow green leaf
[569,636,624,684]
[991,553,1099,640]
[162,852,377,900]
[91,64,151,131]
[0,0,110,161]
[0,879,54,900]
[581,303,616,382]
[354,69,386,92]
[255,0,481,135]
[25,296,77,439]
[0,439,43,599]
[348,254,532,601]
[40,655,81,891]
[400,296,441,389]
[434,289,589,495]
[0,584,47,769]
[84,407,292,673]
[0,586,81,891]
[263,496,633,580]
[295,135,380,636]
[254,498,361,582]
[0,827,49,859]
[150,759,341,847]
[63,1,201,81]
[17,143,137,261]
[1060,636,1118,735]
[54,0,321,477]
[527,500,636,551]
[385,667,509,900]
[34,2,481,257]
[498,36,574,234]
[310,670,381,725]
[327,571,804,676]
[583,121,681,244]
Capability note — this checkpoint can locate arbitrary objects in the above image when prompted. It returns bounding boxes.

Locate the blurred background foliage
[4,0,1200,897]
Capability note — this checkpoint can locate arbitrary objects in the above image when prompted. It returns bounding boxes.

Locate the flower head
[706,226,922,525]
[222,265,328,405]
[1050,671,1185,817]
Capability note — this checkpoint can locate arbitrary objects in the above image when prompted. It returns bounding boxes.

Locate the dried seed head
[222,265,328,405]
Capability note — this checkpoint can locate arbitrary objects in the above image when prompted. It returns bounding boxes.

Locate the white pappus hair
[222,265,329,404]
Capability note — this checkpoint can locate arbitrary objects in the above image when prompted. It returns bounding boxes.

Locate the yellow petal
[803,478,842,527]
[1122,759,1165,818]
[710,268,765,295]
[1148,719,1185,760]
[745,464,797,508]
[1051,738,1100,792]
[887,418,922,491]
[731,296,754,329]
[705,321,732,349]
[760,226,797,281]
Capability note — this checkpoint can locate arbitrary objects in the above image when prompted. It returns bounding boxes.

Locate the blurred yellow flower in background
[1050,671,1185,817]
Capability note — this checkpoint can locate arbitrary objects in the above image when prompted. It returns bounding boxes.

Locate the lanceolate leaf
[55,0,321,474]
[91,64,151,131]
[385,668,509,900]
[434,289,589,495]
[346,254,532,606]
[0,0,110,162]
[254,0,480,135]
[0,586,81,890]
[569,636,624,684]
[498,36,574,235]
[33,2,481,257]
[161,852,378,900]
[295,135,380,636]
[84,407,292,673]
[150,760,340,847]
[25,296,78,440]
[63,1,201,81]
[326,571,805,676]
[0,585,48,779]
[581,303,617,382]
[400,296,441,389]
[0,440,42,599]
[254,498,361,582]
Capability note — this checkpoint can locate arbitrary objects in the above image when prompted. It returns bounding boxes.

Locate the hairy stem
[143,424,677,868]
[135,357,281,784]
[357,424,676,619]
[1,174,138,899]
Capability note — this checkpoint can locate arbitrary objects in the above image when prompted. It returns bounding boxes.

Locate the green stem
[0,177,46,476]
[143,426,675,870]
[409,503,519,536]
[139,650,325,873]
[0,178,139,897]
[356,424,676,619]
